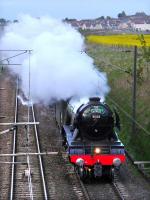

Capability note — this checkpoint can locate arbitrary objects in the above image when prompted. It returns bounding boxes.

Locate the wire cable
[0,51,28,63]
[97,72,150,136]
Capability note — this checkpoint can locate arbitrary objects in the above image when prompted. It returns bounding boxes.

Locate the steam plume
[0,15,110,104]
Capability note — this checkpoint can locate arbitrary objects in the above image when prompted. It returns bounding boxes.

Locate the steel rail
[26,154,34,200]
[31,104,48,200]
[112,182,125,200]
[62,152,91,200]
[75,172,91,200]
[112,172,128,200]
[10,78,18,200]
[26,50,34,199]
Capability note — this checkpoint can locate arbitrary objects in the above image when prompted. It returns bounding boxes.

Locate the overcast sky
[0,0,150,20]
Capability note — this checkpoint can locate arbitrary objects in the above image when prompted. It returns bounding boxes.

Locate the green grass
[86,42,150,161]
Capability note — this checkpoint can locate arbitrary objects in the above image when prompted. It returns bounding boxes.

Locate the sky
[0,0,150,20]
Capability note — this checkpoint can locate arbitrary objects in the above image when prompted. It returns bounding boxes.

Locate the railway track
[0,71,17,199]
[112,171,129,200]
[37,105,129,200]
[0,71,150,199]
[75,169,129,200]
[62,151,130,200]
[0,75,90,200]
[35,105,90,200]
[9,79,48,199]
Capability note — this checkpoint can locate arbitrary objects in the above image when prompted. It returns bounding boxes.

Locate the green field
[86,41,150,161]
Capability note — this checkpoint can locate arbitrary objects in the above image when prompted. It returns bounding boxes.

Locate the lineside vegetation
[86,37,150,161]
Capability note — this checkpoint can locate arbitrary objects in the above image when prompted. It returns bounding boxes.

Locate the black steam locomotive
[55,97,125,181]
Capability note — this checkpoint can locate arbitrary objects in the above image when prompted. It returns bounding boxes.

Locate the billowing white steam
[0,15,109,104]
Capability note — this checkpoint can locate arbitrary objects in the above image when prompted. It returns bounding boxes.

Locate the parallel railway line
[9,79,48,199]
[0,71,17,199]
[36,105,89,200]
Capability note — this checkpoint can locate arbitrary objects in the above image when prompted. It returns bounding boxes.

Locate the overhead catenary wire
[0,152,59,157]
[0,49,45,199]
[0,161,27,164]
[0,49,32,52]
[0,49,36,199]
[0,49,32,66]
[107,96,150,136]
[0,122,39,126]
[0,64,22,66]
[0,51,28,63]
[98,57,131,74]
[86,46,133,74]
[97,70,150,137]
[92,44,150,137]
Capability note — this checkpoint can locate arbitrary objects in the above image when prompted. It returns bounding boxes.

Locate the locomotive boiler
[55,97,125,181]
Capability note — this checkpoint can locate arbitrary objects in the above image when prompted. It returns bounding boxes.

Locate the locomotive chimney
[89,97,100,103]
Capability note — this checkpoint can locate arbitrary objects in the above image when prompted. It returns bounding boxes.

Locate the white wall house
[132,23,150,31]
[80,22,102,30]
[118,23,129,29]
[92,23,102,30]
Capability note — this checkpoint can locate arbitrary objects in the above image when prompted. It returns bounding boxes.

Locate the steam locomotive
[55,97,125,181]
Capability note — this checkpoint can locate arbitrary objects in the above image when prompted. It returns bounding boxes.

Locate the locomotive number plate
[92,114,100,118]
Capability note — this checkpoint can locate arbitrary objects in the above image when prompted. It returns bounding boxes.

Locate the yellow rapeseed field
[87,34,150,47]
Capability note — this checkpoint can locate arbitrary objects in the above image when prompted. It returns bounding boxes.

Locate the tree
[134,34,150,81]
[118,11,126,18]
[100,16,105,20]
[64,18,69,21]
[13,20,19,23]
[106,16,111,20]
[0,18,6,24]
[96,16,105,20]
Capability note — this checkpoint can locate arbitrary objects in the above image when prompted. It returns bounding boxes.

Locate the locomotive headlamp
[76,158,84,166]
[94,147,101,154]
[113,158,121,167]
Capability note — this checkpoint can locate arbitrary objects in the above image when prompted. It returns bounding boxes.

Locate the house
[118,22,129,30]
[131,19,150,31]
[64,12,150,32]
[77,20,102,30]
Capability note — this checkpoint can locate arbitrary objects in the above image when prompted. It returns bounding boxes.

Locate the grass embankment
[86,36,150,161]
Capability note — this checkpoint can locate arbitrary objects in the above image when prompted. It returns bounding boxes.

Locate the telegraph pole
[132,46,137,134]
